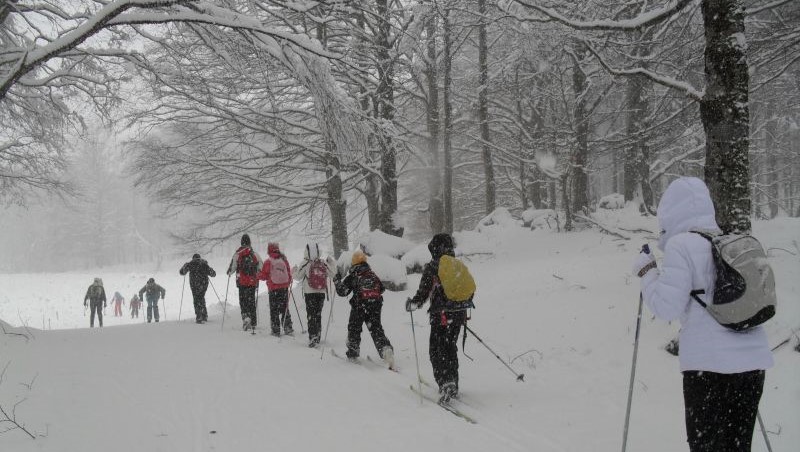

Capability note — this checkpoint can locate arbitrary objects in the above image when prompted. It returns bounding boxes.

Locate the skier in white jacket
[632,177,773,452]
[292,243,336,347]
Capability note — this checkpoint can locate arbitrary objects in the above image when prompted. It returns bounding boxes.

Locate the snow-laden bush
[453,231,493,256]
[521,208,557,230]
[598,193,625,210]
[357,230,416,259]
[475,207,521,233]
[401,244,431,274]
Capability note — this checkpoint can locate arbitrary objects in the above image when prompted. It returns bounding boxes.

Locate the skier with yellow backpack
[406,233,475,402]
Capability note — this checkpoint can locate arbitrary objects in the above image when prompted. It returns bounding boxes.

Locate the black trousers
[346,300,391,359]
[89,299,104,327]
[683,369,765,452]
[429,310,466,390]
[147,300,160,322]
[304,292,325,343]
[268,288,293,334]
[238,285,257,326]
[192,288,208,321]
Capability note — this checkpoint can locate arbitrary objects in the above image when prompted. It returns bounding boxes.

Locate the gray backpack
[690,231,776,331]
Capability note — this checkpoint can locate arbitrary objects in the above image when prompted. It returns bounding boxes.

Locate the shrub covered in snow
[357,230,416,259]
[521,208,557,230]
[401,244,431,274]
[475,207,521,233]
[598,193,625,210]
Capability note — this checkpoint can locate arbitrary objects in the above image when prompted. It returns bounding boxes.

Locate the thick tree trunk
[561,173,573,231]
[375,0,401,236]
[442,8,454,234]
[766,120,780,218]
[571,44,590,214]
[326,154,348,258]
[624,76,656,214]
[700,0,751,233]
[425,13,444,234]
[477,0,495,214]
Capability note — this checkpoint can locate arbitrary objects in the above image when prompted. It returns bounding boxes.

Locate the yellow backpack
[437,255,476,302]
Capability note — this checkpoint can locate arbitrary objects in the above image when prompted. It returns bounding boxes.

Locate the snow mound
[521,208,558,230]
[475,207,521,233]
[598,193,625,210]
[357,230,416,259]
[401,244,431,274]
[453,231,493,256]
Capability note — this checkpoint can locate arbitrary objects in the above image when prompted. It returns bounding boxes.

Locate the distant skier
[334,250,394,368]
[83,277,107,328]
[130,294,142,318]
[632,177,773,451]
[227,234,263,331]
[111,291,125,317]
[139,278,166,323]
[292,243,335,347]
[406,233,475,401]
[258,242,293,337]
[179,253,217,323]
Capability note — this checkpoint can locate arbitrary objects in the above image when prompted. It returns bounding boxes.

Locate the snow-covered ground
[1,211,798,451]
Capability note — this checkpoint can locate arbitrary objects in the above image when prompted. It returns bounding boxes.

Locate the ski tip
[516,374,525,382]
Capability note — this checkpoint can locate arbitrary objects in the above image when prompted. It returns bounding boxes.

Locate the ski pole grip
[641,244,650,255]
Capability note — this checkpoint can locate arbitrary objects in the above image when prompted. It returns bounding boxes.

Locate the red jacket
[228,246,263,288]
[258,243,292,291]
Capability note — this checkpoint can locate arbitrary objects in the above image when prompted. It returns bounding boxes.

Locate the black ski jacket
[409,233,474,313]
[335,262,384,305]
[179,257,216,294]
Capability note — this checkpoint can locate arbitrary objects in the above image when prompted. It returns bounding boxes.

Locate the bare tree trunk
[425,13,444,234]
[766,120,779,218]
[561,173,573,231]
[375,0,401,236]
[326,153,348,258]
[570,44,590,213]
[442,7,454,234]
[477,0,495,214]
[700,0,751,233]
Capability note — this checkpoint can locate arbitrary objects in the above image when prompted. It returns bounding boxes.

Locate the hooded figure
[293,243,336,347]
[84,277,107,327]
[180,253,216,323]
[406,233,474,400]
[258,242,293,336]
[632,177,773,451]
[111,291,125,317]
[334,250,394,367]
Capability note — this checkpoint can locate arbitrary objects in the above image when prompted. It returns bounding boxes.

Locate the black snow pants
[238,285,257,327]
[346,300,391,359]
[429,310,467,391]
[682,369,765,452]
[192,288,208,322]
[268,288,293,335]
[304,292,325,344]
[147,299,160,322]
[89,299,104,327]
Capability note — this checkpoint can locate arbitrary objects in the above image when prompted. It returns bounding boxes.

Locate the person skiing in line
[139,278,166,323]
[406,233,475,400]
[84,277,107,328]
[130,294,142,318]
[292,243,335,347]
[111,291,125,317]
[334,250,394,368]
[179,253,217,323]
[632,177,773,452]
[227,234,262,331]
[258,242,294,337]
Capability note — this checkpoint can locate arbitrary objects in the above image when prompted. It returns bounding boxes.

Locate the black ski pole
[319,281,335,359]
[622,244,648,452]
[221,275,230,332]
[289,288,306,334]
[757,411,773,452]
[410,310,423,405]
[178,273,186,322]
[464,325,524,382]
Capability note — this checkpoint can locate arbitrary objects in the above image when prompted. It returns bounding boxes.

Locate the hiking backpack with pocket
[307,259,328,290]
[239,250,258,277]
[690,231,776,331]
[269,256,290,285]
[437,255,476,302]
[356,268,383,301]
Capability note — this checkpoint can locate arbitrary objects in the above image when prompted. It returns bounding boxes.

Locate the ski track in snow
[1,214,798,451]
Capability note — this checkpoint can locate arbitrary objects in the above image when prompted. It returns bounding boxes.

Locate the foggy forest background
[1,0,798,272]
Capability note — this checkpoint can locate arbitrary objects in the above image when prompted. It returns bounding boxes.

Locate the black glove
[405,298,420,312]
[104,303,107,308]
[84,301,87,307]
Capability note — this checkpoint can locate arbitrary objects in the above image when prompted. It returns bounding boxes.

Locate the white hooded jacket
[293,243,334,295]
[641,177,773,373]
